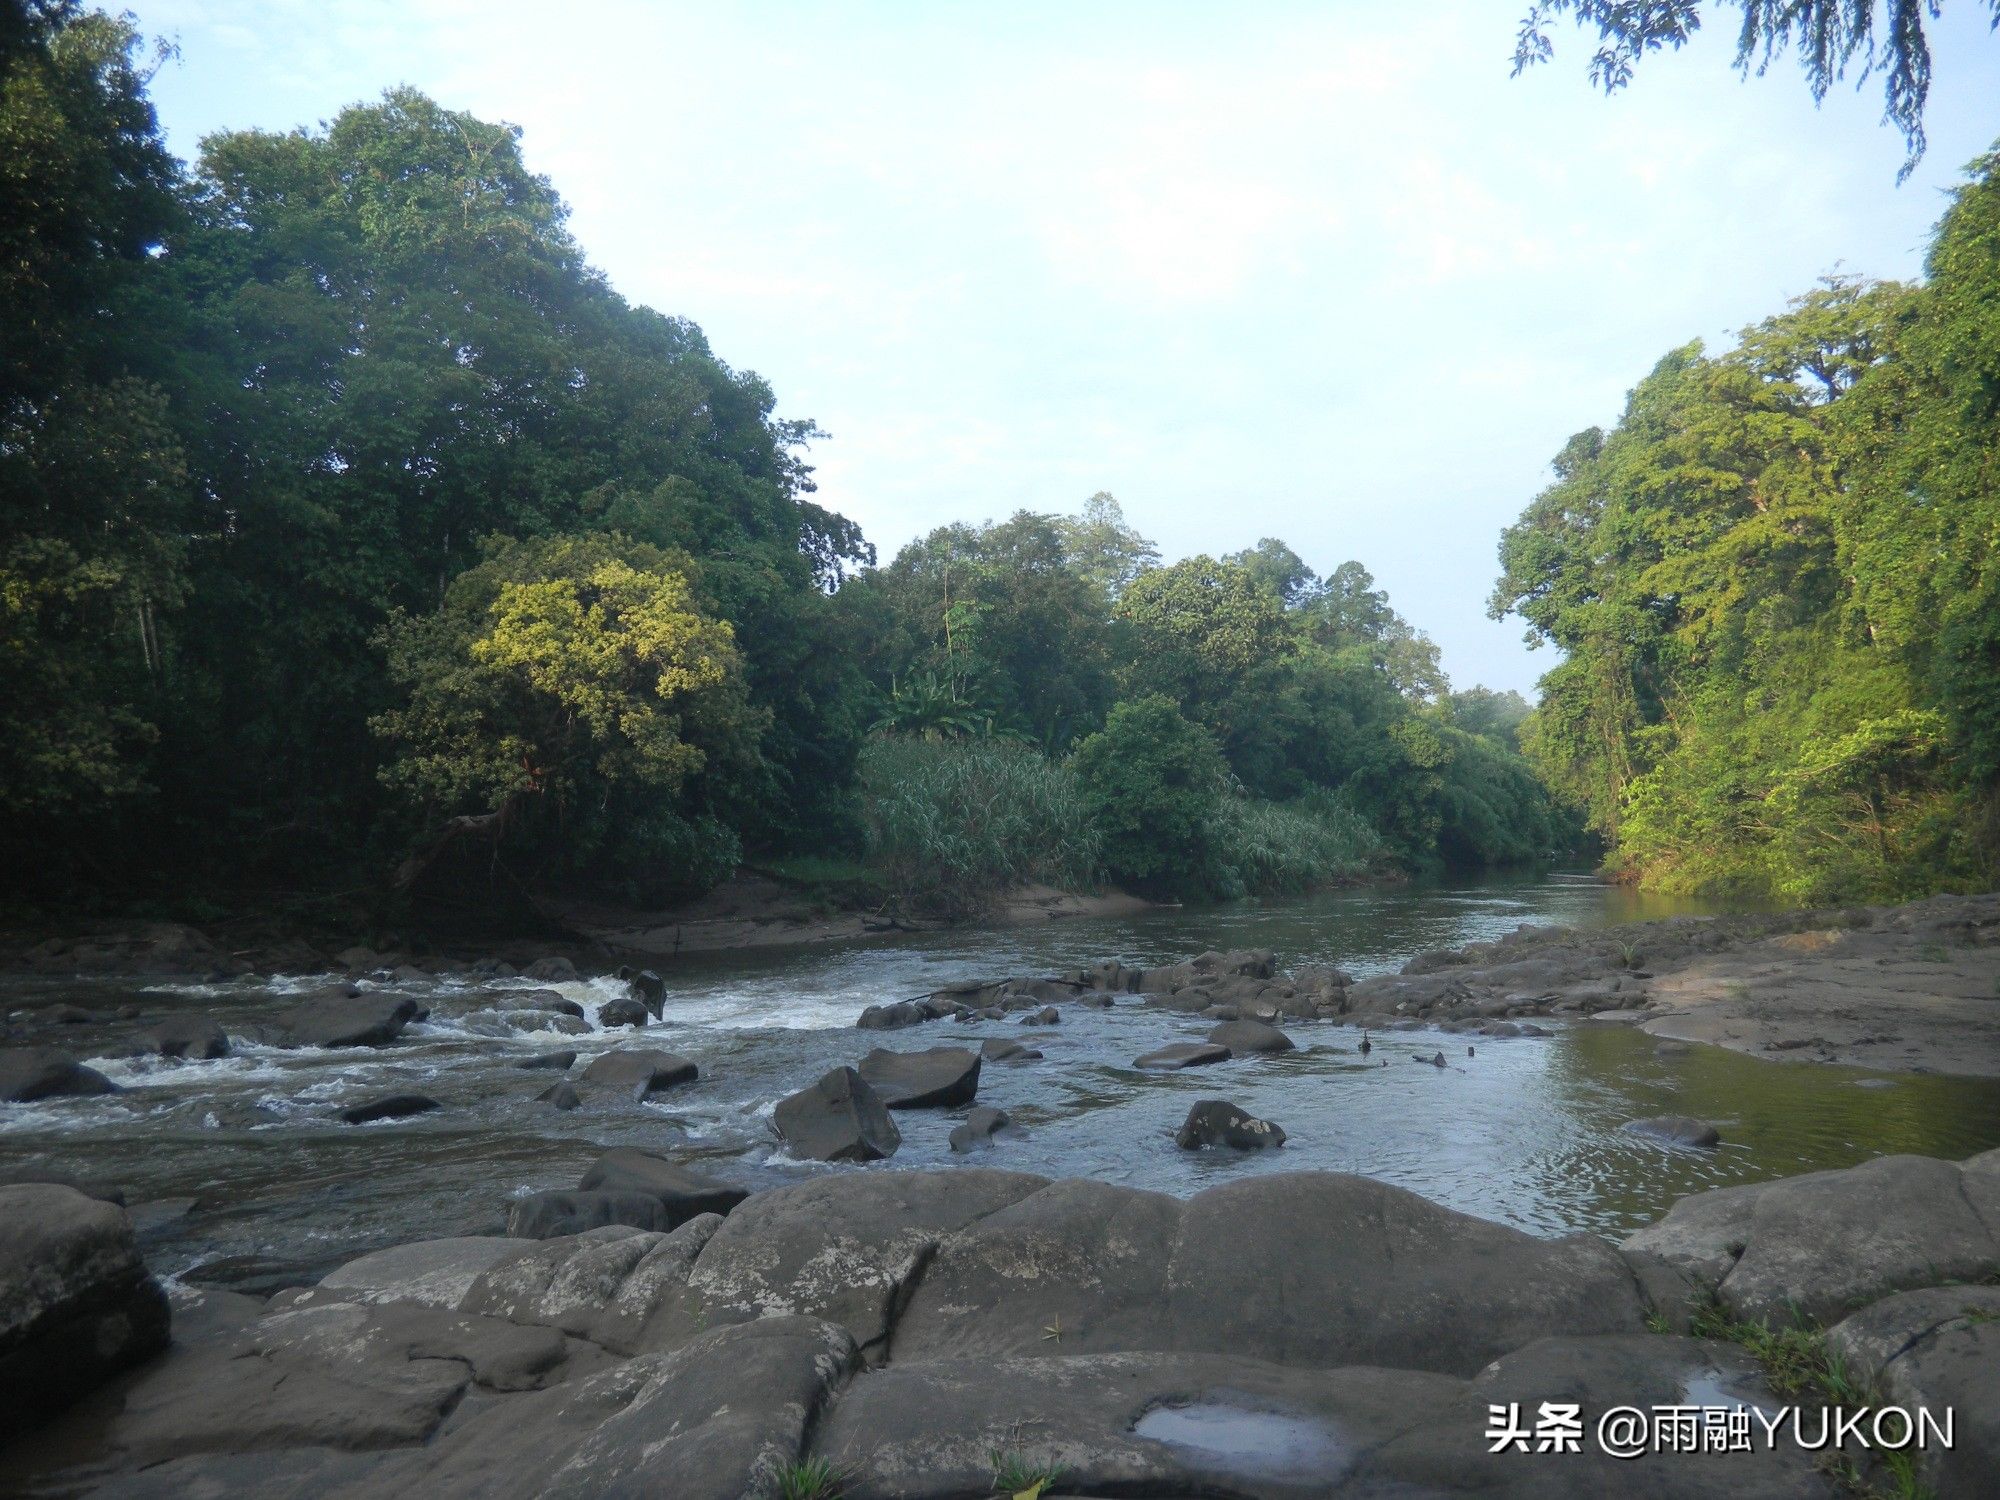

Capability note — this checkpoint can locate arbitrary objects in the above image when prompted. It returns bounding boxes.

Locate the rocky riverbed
[5,887,2000,1493]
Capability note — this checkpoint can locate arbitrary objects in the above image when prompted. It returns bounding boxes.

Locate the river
[7,872,2000,1289]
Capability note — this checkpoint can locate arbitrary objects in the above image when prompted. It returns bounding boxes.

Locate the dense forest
[1491,159,2000,905]
[0,3,1568,924]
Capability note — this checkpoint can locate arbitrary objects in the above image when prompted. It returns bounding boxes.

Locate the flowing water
[7,872,2000,1287]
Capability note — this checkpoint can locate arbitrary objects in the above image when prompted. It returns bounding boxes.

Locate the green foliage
[1511,1,1999,178]
[857,735,1101,917]
[1068,696,1228,893]
[1492,164,2000,904]
[1204,790,1385,898]
[771,1458,847,1500]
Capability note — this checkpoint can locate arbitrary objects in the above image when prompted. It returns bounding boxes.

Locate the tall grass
[858,735,1103,917]
[1205,789,1384,897]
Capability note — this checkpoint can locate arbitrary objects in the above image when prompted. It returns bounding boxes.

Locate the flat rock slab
[774,1066,901,1162]
[891,1172,1647,1374]
[576,1148,747,1226]
[856,1046,981,1108]
[1134,1042,1231,1070]
[581,1050,697,1097]
[314,1237,532,1310]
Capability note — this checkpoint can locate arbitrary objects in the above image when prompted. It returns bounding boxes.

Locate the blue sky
[128,1,2000,695]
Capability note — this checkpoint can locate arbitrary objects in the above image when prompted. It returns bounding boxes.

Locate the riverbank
[1326,888,2000,1079]
[6,1146,1999,1498]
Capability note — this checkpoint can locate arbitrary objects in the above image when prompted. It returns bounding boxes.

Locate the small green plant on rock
[989,1449,1065,1498]
[772,1457,847,1500]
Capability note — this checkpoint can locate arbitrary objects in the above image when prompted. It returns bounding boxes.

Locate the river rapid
[8,872,2000,1290]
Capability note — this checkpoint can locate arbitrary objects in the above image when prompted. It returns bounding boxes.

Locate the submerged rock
[131,1014,230,1060]
[1206,1018,1294,1053]
[505,1191,678,1240]
[1624,1115,1721,1149]
[0,1046,117,1101]
[514,1050,577,1072]
[535,1081,581,1110]
[773,1066,900,1162]
[856,1046,981,1108]
[0,1183,169,1438]
[1176,1099,1287,1150]
[1134,1041,1231,1070]
[340,1093,441,1125]
[979,1038,1041,1062]
[948,1106,1017,1153]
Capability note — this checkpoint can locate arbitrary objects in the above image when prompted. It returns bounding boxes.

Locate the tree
[1056,491,1159,602]
[1068,695,1228,892]
[1512,1,2000,177]
[373,533,761,902]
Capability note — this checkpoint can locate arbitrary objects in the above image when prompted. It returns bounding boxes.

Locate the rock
[131,1014,230,1059]
[581,1049,698,1098]
[0,1168,124,1204]
[587,1216,725,1355]
[469,1317,858,1500]
[625,970,666,1018]
[948,1106,1015,1152]
[773,1067,901,1162]
[340,1093,441,1125]
[523,956,579,983]
[537,1081,582,1110]
[1018,1005,1060,1026]
[0,1046,117,1101]
[856,1046,981,1108]
[269,990,419,1048]
[515,1049,577,1072]
[598,997,649,1029]
[856,1000,927,1030]
[1175,1099,1287,1149]
[512,989,585,1018]
[653,1170,1046,1359]
[505,1191,677,1240]
[1206,1018,1294,1053]
[1627,1154,2000,1326]
[0,1183,170,1438]
[1826,1286,2000,1498]
[316,1237,531,1310]
[1625,1114,1722,1148]
[979,1038,1040,1062]
[890,1172,1647,1373]
[576,1149,748,1226]
[1133,1041,1231,1070]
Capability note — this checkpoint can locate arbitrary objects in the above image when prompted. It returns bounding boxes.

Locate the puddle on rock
[1133,1399,1348,1478]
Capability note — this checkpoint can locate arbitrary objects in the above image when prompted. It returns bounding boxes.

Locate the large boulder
[1175,1099,1286,1149]
[131,1014,230,1060]
[773,1067,901,1162]
[523,957,579,983]
[597,997,649,1029]
[891,1172,1648,1374]
[1829,1286,2000,1500]
[856,1047,981,1108]
[0,1183,170,1438]
[582,1049,698,1098]
[0,1046,117,1101]
[1625,1154,2000,1325]
[948,1106,1016,1153]
[626,970,666,1018]
[649,1171,1047,1360]
[314,1237,531,1311]
[576,1149,747,1226]
[269,991,420,1049]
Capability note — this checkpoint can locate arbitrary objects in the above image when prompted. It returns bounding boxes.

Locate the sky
[125,0,2000,696]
